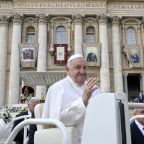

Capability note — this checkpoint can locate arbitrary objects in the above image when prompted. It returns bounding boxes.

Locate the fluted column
[67,22,72,53]
[8,14,22,104]
[98,14,110,92]
[49,21,54,52]
[73,14,83,54]
[0,16,8,106]
[112,16,123,92]
[36,14,47,99]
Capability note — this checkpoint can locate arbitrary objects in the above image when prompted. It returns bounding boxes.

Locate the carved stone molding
[12,14,23,24]
[112,16,121,26]
[24,17,37,24]
[73,14,83,24]
[0,15,9,26]
[37,14,47,24]
[84,17,98,24]
[98,14,108,24]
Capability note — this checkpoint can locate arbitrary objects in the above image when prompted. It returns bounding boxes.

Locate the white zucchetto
[67,54,84,64]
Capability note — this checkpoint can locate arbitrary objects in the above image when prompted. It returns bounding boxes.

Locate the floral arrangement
[0,106,27,123]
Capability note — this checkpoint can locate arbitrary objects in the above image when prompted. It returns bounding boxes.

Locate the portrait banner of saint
[125,46,142,68]
[19,43,38,67]
[129,48,140,63]
[83,43,101,66]
[22,48,35,61]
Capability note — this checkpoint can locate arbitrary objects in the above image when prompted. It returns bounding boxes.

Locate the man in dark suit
[12,97,40,144]
[130,109,144,144]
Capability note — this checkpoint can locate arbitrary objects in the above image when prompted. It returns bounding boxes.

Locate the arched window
[126,27,136,45]
[55,26,67,44]
[86,26,95,43]
[26,26,35,43]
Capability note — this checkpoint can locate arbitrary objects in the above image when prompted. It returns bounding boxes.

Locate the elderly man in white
[42,54,100,143]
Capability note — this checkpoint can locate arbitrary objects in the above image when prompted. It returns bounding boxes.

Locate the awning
[19,71,66,86]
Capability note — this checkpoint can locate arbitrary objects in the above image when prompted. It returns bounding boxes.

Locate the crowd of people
[134,91,144,103]
[0,54,144,144]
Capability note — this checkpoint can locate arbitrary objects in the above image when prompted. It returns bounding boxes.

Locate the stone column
[123,72,128,95]
[112,16,123,92]
[36,14,47,99]
[49,21,54,53]
[8,14,22,104]
[73,14,83,54]
[67,22,72,53]
[141,74,144,92]
[0,16,8,106]
[98,14,110,92]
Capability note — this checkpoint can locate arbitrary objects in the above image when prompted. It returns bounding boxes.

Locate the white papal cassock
[42,76,101,143]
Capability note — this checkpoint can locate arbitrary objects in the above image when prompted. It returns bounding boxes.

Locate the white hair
[26,97,40,105]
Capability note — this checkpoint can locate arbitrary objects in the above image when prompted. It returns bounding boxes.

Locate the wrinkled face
[134,109,144,125]
[66,57,87,86]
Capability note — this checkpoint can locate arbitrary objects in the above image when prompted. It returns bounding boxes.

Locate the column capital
[112,16,121,26]
[37,14,47,24]
[12,14,23,24]
[98,14,108,24]
[0,15,9,26]
[73,14,83,24]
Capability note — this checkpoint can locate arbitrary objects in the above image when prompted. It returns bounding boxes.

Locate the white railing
[128,102,144,109]
[4,115,31,133]
[5,118,69,144]
[129,115,144,123]
[4,115,31,144]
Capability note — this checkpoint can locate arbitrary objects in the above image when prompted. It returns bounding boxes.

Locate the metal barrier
[4,115,31,144]
[4,115,31,132]
[5,118,69,144]
[128,102,144,109]
[129,115,144,122]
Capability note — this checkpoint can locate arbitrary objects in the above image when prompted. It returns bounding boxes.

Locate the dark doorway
[127,75,140,102]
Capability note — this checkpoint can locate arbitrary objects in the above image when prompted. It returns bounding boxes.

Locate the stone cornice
[0,1,144,17]
[0,1,144,11]
[0,1,106,9]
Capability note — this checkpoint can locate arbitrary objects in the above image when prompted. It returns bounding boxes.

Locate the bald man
[42,54,100,143]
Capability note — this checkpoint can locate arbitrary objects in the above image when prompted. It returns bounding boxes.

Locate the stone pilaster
[67,22,72,53]
[123,72,128,95]
[37,14,47,71]
[36,14,47,99]
[8,14,22,104]
[73,14,83,54]
[141,74,144,92]
[98,14,110,92]
[49,21,54,53]
[0,16,8,106]
[112,16,123,92]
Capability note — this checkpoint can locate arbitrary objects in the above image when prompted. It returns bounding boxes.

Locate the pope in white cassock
[42,54,101,143]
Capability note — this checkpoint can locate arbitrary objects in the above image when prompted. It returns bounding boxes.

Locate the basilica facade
[0,0,144,106]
